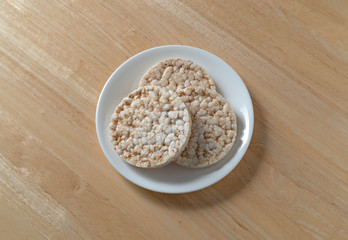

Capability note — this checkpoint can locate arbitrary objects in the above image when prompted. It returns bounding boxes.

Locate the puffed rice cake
[174,86,237,168]
[109,86,192,168]
[139,58,216,91]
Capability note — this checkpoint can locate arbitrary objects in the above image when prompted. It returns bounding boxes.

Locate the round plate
[96,45,254,193]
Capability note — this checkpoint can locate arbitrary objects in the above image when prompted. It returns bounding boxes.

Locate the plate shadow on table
[126,90,266,209]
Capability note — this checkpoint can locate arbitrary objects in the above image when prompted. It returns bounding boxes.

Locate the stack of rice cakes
[110,59,237,168]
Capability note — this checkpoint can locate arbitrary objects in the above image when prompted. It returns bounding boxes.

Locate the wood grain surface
[1,0,347,239]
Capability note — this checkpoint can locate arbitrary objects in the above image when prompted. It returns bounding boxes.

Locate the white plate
[96,45,254,193]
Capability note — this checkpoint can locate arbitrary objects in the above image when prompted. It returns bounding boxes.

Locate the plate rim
[96,45,254,193]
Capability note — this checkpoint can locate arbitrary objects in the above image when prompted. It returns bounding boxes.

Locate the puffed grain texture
[109,86,192,168]
[175,87,237,168]
[139,58,216,91]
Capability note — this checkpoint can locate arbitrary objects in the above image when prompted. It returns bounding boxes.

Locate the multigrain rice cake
[139,59,216,91]
[109,86,192,168]
[175,87,237,168]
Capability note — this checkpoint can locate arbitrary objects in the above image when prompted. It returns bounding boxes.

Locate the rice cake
[139,58,216,91]
[174,87,237,168]
[109,86,192,168]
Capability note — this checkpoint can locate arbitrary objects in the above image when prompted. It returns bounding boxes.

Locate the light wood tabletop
[1,0,347,239]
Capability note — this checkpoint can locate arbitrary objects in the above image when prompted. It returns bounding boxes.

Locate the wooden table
[1,0,347,239]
